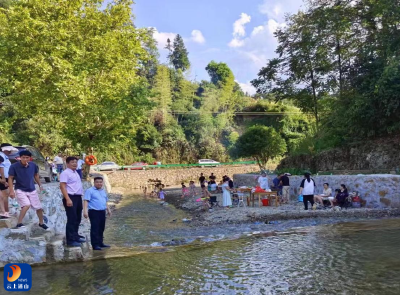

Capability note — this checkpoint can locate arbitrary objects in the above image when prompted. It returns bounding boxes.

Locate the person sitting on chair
[314,183,333,207]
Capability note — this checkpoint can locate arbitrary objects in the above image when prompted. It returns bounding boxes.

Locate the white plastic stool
[237,193,246,207]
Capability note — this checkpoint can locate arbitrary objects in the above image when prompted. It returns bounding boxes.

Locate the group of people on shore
[180,172,236,209]
[0,144,111,251]
[275,172,351,210]
[178,171,354,212]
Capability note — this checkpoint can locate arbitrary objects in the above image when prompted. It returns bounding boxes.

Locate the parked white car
[96,161,120,171]
[198,159,220,167]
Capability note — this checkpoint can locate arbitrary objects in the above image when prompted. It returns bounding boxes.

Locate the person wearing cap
[60,156,85,247]
[0,143,18,218]
[8,150,49,229]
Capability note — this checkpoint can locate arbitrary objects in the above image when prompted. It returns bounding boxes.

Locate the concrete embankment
[0,181,121,268]
[234,173,400,208]
[107,164,261,190]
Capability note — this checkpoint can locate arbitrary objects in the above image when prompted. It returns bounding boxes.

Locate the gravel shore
[164,187,400,226]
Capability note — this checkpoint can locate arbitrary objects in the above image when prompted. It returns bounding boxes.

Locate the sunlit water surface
[2,196,400,295]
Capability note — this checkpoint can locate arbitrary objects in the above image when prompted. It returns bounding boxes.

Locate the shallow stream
[2,195,400,294]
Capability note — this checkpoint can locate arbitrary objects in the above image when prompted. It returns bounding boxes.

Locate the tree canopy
[235,126,287,170]
[252,0,400,154]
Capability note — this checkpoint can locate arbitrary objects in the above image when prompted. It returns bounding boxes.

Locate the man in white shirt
[53,152,64,181]
[257,172,270,191]
[0,143,18,218]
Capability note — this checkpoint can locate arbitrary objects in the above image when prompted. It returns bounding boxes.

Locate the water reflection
[3,218,399,295]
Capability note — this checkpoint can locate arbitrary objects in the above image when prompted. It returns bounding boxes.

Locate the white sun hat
[1,144,19,153]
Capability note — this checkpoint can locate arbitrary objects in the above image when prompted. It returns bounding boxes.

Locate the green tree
[152,65,172,110]
[205,61,236,110]
[235,126,287,170]
[135,124,162,154]
[252,11,332,128]
[140,28,160,86]
[0,0,152,155]
[169,34,190,72]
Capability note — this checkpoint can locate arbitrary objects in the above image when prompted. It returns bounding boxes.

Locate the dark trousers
[303,195,314,210]
[76,169,83,180]
[63,195,83,244]
[89,209,106,247]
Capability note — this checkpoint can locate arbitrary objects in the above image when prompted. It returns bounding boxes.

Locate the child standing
[158,188,165,200]
[189,181,196,197]
[201,185,211,211]
[181,183,189,198]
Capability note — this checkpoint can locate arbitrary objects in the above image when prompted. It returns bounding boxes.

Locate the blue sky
[132,0,304,94]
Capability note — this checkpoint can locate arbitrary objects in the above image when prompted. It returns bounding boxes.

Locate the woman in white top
[314,183,334,207]
[299,173,316,210]
[221,176,232,208]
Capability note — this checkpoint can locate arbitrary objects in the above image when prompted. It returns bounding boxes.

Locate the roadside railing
[119,161,257,170]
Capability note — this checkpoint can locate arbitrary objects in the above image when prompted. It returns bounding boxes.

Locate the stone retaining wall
[0,182,91,267]
[233,174,400,208]
[107,165,260,190]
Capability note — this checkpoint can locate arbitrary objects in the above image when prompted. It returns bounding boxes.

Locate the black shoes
[15,223,25,229]
[39,223,49,230]
[92,246,102,251]
[100,244,110,248]
[77,238,86,243]
[67,242,81,247]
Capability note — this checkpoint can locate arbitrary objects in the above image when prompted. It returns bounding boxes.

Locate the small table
[251,192,279,207]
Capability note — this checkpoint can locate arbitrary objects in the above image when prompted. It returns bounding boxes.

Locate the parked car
[96,161,120,171]
[125,162,148,170]
[8,145,53,183]
[198,159,220,167]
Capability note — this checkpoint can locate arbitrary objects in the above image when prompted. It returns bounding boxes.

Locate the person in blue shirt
[83,177,112,250]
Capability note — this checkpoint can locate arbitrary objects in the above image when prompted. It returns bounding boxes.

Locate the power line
[168,111,303,116]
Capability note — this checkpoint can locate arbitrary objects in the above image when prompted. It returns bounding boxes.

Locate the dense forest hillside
[1,0,399,168]
[0,0,309,165]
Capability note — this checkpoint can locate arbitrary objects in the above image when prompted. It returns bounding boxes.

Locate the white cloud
[258,0,304,22]
[191,30,206,44]
[228,38,245,48]
[267,19,279,34]
[227,0,302,75]
[251,26,264,36]
[229,13,252,47]
[152,28,176,51]
[233,13,251,37]
[237,81,257,95]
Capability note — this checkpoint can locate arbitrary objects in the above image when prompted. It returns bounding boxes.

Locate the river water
[3,196,400,294]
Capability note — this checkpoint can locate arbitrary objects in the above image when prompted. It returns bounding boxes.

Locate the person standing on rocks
[199,173,206,186]
[209,173,216,182]
[83,177,111,251]
[221,176,232,208]
[8,150,49,229]
[280,173,291,204]
[0,143,17,218]
[60,156,85,247]
[299,172,316,210]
